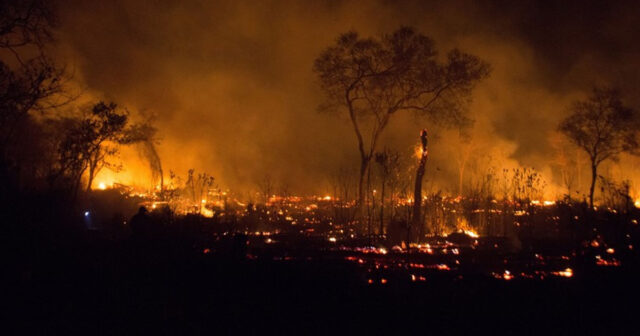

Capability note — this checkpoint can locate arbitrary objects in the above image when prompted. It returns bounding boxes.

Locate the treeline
[0,2,156,225]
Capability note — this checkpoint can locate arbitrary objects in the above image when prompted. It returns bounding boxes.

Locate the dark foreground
[7,233,640,335]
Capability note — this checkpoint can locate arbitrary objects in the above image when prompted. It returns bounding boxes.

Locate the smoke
[53,0,640,198]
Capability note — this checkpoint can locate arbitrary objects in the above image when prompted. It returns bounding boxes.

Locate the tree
[559,87,639,208]
[410,129,429,242]
[83,102,129,192]
[185,169,215,214]
[46,101,136,198]
[0,0,68,193]
[314,26,490,216]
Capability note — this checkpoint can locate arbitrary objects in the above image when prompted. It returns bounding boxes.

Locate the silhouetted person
[130,206,152,241]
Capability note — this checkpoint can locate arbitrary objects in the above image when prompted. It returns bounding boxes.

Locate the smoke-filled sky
[54,0,640,196]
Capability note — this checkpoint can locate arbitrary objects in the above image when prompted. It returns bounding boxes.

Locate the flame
[455,217,479,238]
[464,230,479,238]
[98,182,107,190]
[553,268,573,278]
[201,207,214,218]
[413,145,427,159]
[635,198,640,208]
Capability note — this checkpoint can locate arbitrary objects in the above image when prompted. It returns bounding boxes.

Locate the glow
[98,182,107,190]
[201,207,214,218]
[84,211,90,217]
[464,230,479,238]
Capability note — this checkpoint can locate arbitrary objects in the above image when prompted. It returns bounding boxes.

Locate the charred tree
[410,129,428,243]
[559,87,639,209]
[314,27,490,222]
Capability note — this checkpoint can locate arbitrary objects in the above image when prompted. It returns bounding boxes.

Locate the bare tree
[257,174,274,205]
[559,87,639,208]
[0,0,56,63]
[314,27,490,216]
[410,129,429,242]
[0,1,79,195]
[185,169,215,214]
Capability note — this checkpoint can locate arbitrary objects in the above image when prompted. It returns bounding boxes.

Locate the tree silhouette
[314,26,489,216]
[0,0,75,196]
[559,87,639,208]
[410,129,429,242]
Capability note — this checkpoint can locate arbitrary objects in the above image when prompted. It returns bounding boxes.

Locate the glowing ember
[552,268,573,278]
[413,145,427,159]
[464,230,479,238]
[201,207,214,218]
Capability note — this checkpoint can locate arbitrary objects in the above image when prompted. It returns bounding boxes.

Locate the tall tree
[559,87,639,208]
[0,0,67,192]
[47,102,134,197]
[314,26,489,215]
[410,129,429,242]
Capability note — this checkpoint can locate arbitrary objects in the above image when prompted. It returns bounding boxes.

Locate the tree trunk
[86,161,96,192]
[366,162,372,243]
[357,156,370,219]
[379,176,385,236]
[410,130,428,244]
[589,163,597,209]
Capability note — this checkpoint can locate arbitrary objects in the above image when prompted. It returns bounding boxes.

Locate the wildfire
[464,230,479,238]
[98,182,107,190]
[455,217,480,238]
[635,198,640,208]
[530,200,556,206]
[413,145,427,159]
[201,207,214,218]
[552,268,573,278]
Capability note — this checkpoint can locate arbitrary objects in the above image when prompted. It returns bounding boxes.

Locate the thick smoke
[54,0,640,198]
